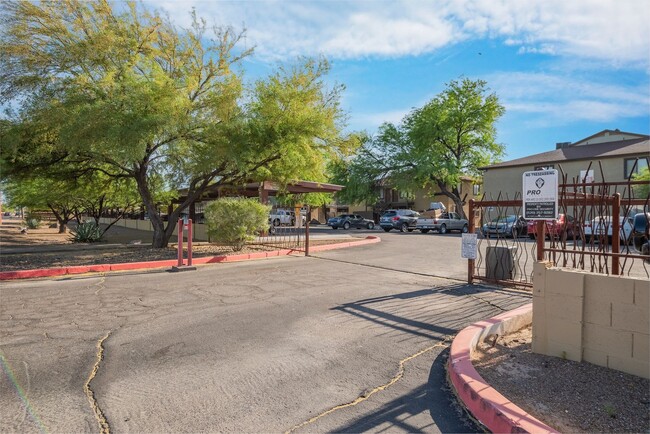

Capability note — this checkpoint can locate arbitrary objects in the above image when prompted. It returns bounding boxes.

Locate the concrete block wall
[532,262,650,379]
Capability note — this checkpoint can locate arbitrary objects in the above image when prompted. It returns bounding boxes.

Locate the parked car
[481,215,528,238]
[269,209,304,227]
[583,216,633,244]
[417,212,469,234]
[527,214,577,239]
[379,209,420,232]
[327,214,375,230]
[631,213,649,258]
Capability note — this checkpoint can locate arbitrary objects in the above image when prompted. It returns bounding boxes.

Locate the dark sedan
[327,214,375,230]
[481,215,528,238]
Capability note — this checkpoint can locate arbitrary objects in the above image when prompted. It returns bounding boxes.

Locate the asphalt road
[1,232,532,433]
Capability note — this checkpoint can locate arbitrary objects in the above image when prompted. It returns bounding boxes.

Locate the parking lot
[0,230,534,433]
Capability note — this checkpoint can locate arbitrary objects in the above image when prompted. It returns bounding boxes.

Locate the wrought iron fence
[468,165,649,288]
[249,206,310,253]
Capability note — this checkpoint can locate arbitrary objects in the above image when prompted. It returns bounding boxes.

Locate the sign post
[523,169,559,220]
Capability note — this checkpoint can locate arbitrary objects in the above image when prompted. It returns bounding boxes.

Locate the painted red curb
[0,236,381,280]
[448,303,557,434]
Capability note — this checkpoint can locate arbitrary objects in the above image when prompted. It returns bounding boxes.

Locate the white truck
[416,211,469,234]
[269,209,306,227]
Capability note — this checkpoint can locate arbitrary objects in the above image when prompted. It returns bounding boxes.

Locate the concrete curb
[447,303,559,434]
[0,236,380,281]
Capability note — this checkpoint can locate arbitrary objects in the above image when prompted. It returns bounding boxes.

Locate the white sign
[461,233,478,260]
[523,169,559,220]
[579,170,594,184]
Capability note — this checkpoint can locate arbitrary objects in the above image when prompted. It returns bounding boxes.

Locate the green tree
[1,1,349,247]
[632,167,650,199]
[3,176,78,232]
[333,78,505,218]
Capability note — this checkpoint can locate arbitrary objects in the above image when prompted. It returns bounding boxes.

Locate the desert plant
[23,212,42,229]
[204,198,271,251]
[70,221,103,243]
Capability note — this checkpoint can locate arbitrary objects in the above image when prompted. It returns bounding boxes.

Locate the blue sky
[153,0,650,161]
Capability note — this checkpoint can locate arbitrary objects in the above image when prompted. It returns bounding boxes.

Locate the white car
[583,216,634,243]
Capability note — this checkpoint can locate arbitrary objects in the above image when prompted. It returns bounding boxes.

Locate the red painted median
[0,236,381,281]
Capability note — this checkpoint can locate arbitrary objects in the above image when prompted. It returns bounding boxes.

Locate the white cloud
[150,0,650,65]
[488,71,650,126]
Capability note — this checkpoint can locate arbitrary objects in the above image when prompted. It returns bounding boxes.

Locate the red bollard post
[187,219,193,266]
[177,218,184,267]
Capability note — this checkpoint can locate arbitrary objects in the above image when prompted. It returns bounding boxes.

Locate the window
[534,164,555,170]
[624,157,649,179]
[473,184,481,196]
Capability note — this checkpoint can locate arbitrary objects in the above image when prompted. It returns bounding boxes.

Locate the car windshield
[492,215,516,223]
[382,211,397,217]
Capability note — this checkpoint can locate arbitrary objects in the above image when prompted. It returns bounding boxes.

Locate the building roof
[176,180,343,203]
[571,129,648,146]
[481,137,650,170]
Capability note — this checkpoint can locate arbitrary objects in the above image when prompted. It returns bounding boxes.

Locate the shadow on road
[329,348,480,433]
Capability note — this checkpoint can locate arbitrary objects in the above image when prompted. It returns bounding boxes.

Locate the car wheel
[529,234,536,240]
[462,224,468,233]
[331,226,338,230]
[383,227,391,232]
[343,221,350,230]
[440,224,447,234]
[268,226,276,235]
[420,229,430,234]
[400,222,409,232]
[367,222,375,229]
[273,219,280,227]
[291,218,296,226]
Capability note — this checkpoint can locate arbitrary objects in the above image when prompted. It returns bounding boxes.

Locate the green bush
[24,213,41,229]
[204,198,271,251]
[71,221,103,243]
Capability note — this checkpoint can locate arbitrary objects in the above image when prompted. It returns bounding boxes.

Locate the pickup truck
[269,210,305,227]
[416,212,469,234]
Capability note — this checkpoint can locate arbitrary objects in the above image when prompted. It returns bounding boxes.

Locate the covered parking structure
[172,180,344,223]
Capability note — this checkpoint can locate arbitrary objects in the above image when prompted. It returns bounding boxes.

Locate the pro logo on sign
[522,170,558,220]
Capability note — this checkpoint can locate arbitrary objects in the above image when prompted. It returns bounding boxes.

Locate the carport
[173,180,343,223]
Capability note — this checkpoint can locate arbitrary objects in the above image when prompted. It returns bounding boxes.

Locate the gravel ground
[0,221,344,271]
[473,326,650,433]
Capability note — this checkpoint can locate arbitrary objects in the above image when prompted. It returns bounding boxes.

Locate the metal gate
[468,170,649,288]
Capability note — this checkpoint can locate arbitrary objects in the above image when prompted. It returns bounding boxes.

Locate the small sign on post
[523,169,559,220]
[461,233,478,260]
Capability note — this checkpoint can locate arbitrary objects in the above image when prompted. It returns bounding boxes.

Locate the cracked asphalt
[1,231,532,433]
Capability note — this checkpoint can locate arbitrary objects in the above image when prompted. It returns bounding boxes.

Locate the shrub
[204,198,271,251]
[24,213,41,229]
[71,221,103,243]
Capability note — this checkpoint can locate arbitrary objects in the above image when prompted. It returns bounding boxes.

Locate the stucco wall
[532,262,649,379]
[100,217,209,241]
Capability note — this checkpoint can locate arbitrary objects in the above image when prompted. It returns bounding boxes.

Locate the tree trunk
[134,170,169,248]
[435,182,467,220]
[48,204,71,233]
